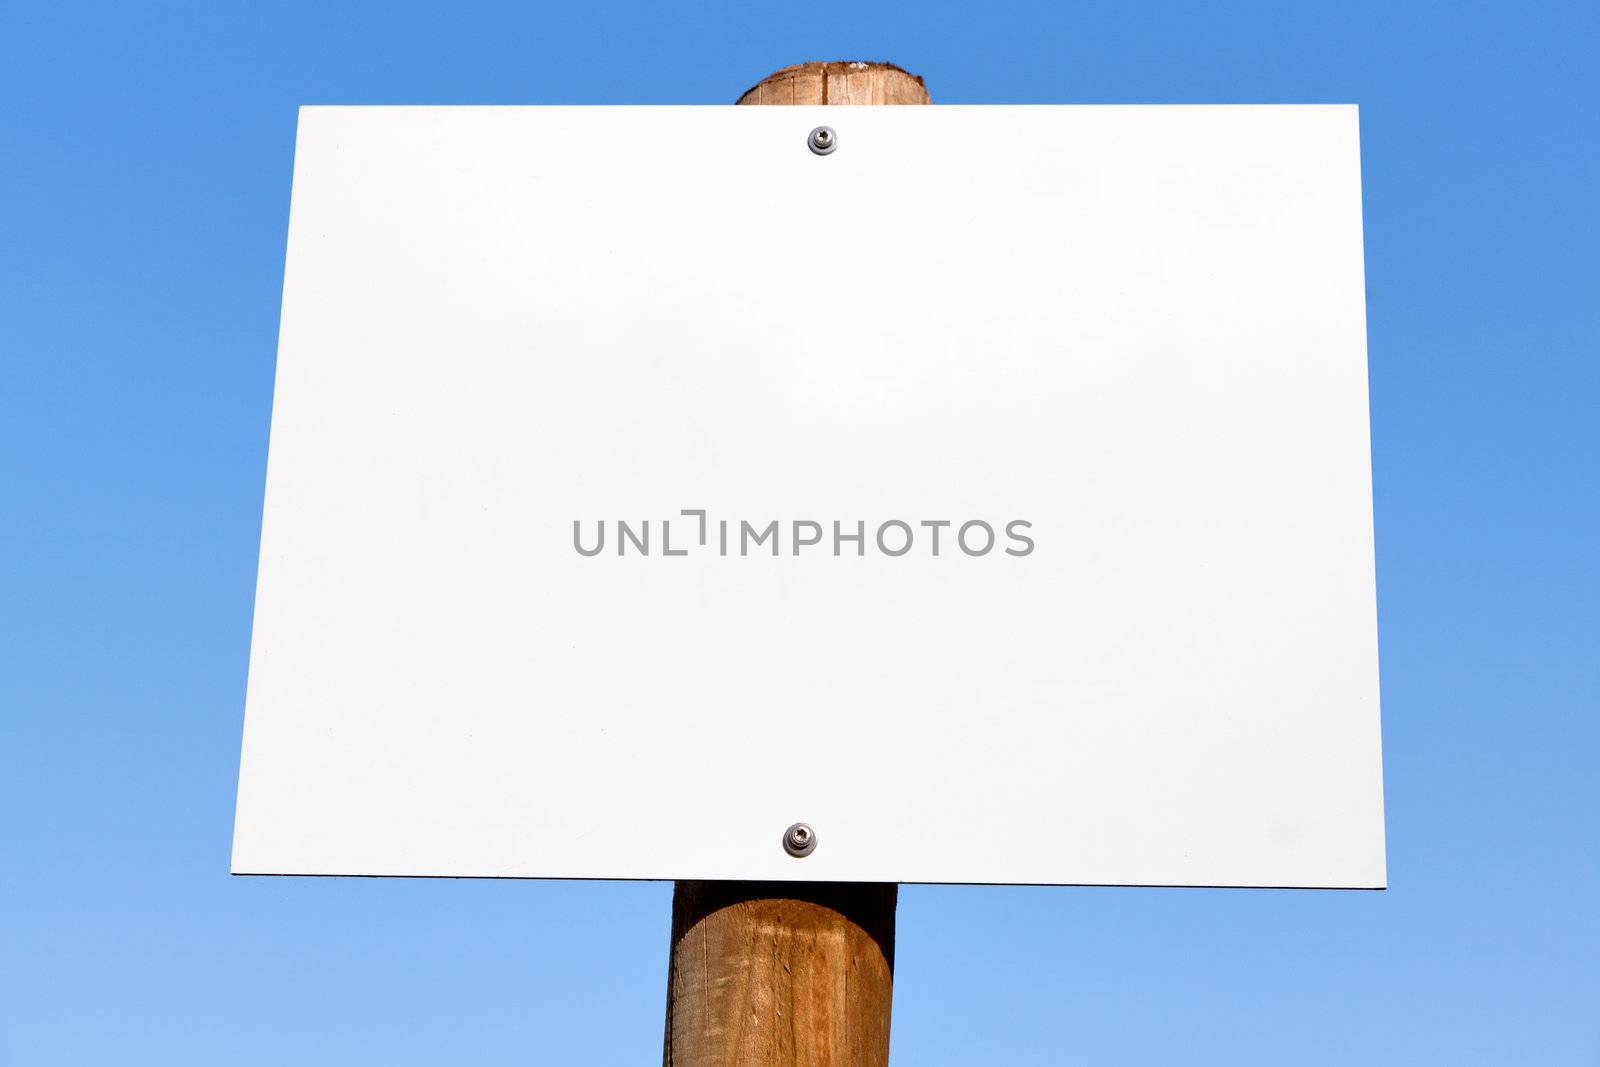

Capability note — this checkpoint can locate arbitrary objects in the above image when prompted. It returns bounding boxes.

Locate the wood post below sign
[663,881,898,1065]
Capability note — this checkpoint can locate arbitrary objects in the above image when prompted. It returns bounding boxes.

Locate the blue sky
[1,1,1596,1063]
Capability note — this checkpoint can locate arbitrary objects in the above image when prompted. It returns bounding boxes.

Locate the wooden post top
[737,61,931,105]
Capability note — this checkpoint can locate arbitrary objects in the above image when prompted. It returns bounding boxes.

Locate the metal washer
[807,126,837,156]
[783,822,818,857]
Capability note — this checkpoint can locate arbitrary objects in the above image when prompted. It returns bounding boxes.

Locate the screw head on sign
[807,126,836,156]
[783,822,817,857]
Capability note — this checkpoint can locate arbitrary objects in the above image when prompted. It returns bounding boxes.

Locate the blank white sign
[233,105,1384,887]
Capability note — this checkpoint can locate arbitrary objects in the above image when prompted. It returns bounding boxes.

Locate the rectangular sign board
[234,105,1385,887]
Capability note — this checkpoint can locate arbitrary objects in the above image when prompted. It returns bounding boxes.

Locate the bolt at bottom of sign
[783,822,817,857]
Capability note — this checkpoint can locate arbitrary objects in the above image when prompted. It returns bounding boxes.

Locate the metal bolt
[783,821,817,857]
[807,126,836,156]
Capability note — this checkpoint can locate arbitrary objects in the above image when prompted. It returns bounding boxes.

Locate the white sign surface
[234,105,1384,887]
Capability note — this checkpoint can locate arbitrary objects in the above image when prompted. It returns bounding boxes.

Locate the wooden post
[735,61,930,107]
[664,881,899,1065]
[661,62,928,1067]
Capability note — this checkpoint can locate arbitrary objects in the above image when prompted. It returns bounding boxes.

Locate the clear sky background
[2,2,1596,1063]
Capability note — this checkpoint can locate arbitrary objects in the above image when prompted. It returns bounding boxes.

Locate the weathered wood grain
[663,882,898,1066]
[736,61,931,106]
